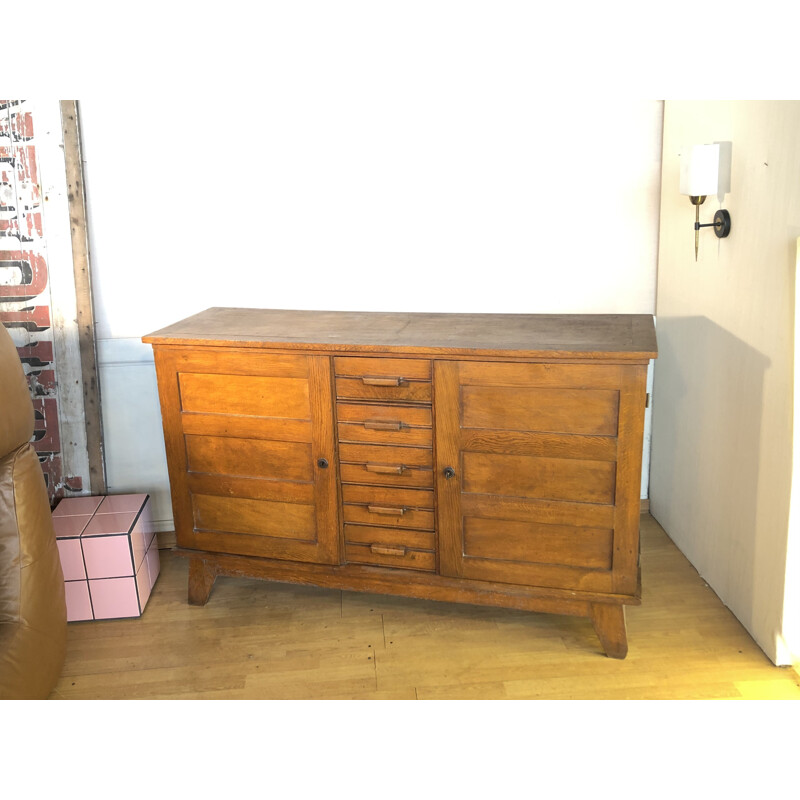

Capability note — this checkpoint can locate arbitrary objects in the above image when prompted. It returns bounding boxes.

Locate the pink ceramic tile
[52,496,103,517]
[145,540,160,591]
[129,526,146,572]
[135,561,151,612]
[97,494,149,514]
[136,499,155,549]
[52,514,92,539]
[89,577,141,619]
[130,518,149,571]
[82,511,138,537]
[82,535,134,579]
[56,538,86,581]
[64,580,93,622]
[130,502,154,570]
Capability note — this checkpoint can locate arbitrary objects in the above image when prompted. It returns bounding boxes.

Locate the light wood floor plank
[48,515,800,700]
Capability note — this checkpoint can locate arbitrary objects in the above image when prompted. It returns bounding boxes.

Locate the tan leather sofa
[0,322,67,699]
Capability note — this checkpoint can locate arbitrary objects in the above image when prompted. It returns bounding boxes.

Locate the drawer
[344,525,435,572]
[345,524,435,551]
[335,357,431,380]
[341,484,434,509]
[337,402,432,447]
[341,480,435,529]
[339,442,432,468]
[340,464,433,489]
[334,357,431,402]
[339,443,433,489]
[342,503,434,531]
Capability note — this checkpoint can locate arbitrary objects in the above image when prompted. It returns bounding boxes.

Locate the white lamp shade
[679,141,732,201]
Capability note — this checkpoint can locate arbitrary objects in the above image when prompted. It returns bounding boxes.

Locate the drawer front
[340,464,433,489]
[345,523,435,551]
[334,357,431,380]
[345,543,435,572]
[335,376,431,403]
[338,442,432,469]
[344,524,435,572]
[339,442,433,488]
[337,402,432,447]
[340,484,434,510]
[339,462,433,488]
[343,503,435,530]
[342,484,434,531]
[341,481,435,529]
[334,357,431,402]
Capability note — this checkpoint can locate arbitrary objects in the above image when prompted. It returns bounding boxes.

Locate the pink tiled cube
[52,494,160,622]
[52,495,103,517]
[145,538,160,589]
[53,514,92,538]
[56,538,86,581]
[97,494,149,514]
[89,577,141,620]
[64,580,93,622]
[82,534,136,580]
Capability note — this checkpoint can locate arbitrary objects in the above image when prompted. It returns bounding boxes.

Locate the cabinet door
[435,360,646,595]
[154,347,340,564]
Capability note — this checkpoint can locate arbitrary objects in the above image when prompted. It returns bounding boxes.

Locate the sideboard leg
[590,603,628,659]
[188,557,217,606]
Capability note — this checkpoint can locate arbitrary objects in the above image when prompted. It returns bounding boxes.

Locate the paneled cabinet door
[435,360,646,595]
[153,347,340,564]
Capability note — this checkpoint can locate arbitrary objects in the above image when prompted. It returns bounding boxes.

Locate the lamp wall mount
[689,195,732,260]
[681,142,733,261]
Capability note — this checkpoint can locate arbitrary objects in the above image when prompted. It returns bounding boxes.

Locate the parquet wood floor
[48,515,800,700]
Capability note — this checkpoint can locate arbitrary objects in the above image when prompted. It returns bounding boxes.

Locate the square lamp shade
[679,141,732,203]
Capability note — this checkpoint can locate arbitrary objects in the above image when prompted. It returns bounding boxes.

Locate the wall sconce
[679,141,732,260]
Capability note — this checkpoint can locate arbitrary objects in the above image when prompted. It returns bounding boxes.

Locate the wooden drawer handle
[370,544,407,557]
[364,463,406,475]
[361,376,404,387]
[363,420,403,431]
[367,505,406,516]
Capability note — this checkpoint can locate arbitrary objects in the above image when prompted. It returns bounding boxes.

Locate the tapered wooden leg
[590,603,628,659]
[188,557,218,605]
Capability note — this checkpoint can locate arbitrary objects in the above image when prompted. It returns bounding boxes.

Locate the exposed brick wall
[0,99,83,502]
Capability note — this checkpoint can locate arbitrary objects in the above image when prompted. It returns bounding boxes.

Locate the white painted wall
[650,101,800,666]
[786,239,800,669]
[79,96,663,531]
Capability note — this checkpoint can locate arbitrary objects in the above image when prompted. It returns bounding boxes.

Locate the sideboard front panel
[153,347,340,564]
[435,360,640,593]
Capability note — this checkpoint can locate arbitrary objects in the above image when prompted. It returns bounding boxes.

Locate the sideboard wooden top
[143,307,657,360]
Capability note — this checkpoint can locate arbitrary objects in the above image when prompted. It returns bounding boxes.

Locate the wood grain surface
[143,307,657,360]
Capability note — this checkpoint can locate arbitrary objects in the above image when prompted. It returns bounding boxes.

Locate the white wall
[787,239,800,668]
[79,95,663,531]
[650,101,800,666]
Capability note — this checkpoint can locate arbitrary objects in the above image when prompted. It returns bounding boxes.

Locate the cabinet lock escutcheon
[317,458,329,469]
[443,466,456,479]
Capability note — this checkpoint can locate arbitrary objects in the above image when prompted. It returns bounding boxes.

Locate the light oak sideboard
[143,308,657,658]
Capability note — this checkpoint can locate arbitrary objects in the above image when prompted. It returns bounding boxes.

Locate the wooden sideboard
[143,308,657,658]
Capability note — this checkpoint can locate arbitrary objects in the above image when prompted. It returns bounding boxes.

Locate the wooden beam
[59,100,106,494]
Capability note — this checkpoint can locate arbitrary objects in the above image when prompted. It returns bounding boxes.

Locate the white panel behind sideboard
[96,337,172,532]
